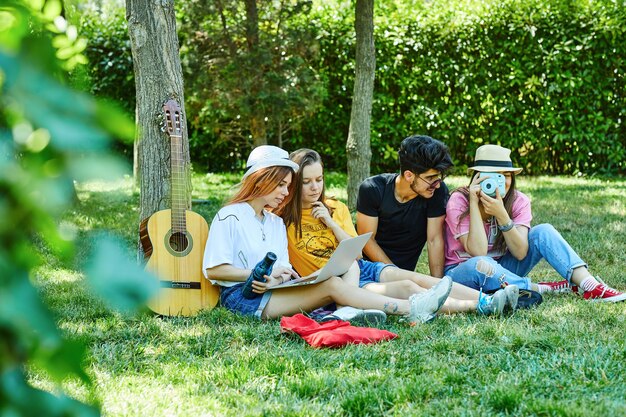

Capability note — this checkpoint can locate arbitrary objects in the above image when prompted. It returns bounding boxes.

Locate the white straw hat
[467,144,523,174]
[242,145,299,179]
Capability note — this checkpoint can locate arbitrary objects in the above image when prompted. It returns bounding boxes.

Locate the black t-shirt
[356,173,449,271]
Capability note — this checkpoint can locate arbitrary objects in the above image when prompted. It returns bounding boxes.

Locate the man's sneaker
[476,289,506,315]
[583,282,626,303]
[406,276,452,324]
[538,279,578,294]
[503,285,520,312]
[320,306,387,326]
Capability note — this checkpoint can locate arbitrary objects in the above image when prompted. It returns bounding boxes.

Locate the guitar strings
[170,114,187,253]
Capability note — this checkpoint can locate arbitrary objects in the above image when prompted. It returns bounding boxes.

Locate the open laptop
[272,232,372,289]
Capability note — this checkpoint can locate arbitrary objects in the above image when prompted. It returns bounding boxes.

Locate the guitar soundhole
[169,232,189,253]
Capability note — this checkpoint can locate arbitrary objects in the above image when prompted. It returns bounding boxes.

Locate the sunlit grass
[31,173,626,417]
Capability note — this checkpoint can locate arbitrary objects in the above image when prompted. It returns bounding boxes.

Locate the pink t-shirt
[444,190,533,267]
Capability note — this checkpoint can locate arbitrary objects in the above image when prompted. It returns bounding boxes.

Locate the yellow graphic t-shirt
[286,199,357,277]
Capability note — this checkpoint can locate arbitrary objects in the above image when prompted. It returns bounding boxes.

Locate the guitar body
[141,209,219,316]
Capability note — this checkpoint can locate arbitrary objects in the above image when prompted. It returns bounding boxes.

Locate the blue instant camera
[479,173,506,197]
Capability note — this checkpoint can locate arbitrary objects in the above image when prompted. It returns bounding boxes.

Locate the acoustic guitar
[139,99,219,316]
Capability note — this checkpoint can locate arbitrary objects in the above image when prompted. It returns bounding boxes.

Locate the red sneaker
[538,279,578,294]
[583,283,626,302]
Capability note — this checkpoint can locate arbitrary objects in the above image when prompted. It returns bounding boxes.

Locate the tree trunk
[126,0,191,258]
[244,0,259,52]
[133,134,139,186]
[346,0,375,210]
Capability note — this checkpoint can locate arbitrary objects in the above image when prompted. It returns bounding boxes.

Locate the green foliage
[290,1,356,171]
[73,4,134,160]
[301,0,626,174]
[178,0,325,171]
[0,1,157,415]
[363,0,626,175]
[79,0,626,175]
[78,5,134,116]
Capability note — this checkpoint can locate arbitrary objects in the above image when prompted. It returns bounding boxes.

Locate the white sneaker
[407,276,453,324]
[476,290,506,315]
[320,306,387,326]
[503,285,520,312]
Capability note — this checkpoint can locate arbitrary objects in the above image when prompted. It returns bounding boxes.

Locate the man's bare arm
[426,215,445,277]
[356,211,394,264]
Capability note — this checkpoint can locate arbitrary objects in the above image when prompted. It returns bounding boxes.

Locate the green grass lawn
[32,173,626,417]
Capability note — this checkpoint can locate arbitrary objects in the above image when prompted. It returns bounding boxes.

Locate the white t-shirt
[203,202,291,287]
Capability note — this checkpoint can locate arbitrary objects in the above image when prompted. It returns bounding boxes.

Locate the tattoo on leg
[383,302,399,314]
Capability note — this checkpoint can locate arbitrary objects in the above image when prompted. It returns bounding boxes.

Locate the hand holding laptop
[271,232,372,289]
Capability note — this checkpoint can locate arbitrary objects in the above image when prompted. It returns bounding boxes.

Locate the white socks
[535,277,600,294]
[579,276,601,292]
[536,284,550,294]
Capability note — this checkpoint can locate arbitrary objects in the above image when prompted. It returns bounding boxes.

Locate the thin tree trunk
[244,0,266,146]
[126,0,191,258]
[346,0,375,210]
[244,0,259,52]
[216,0,237,57]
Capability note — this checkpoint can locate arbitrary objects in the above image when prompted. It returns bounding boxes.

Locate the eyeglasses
[417,173,445,189]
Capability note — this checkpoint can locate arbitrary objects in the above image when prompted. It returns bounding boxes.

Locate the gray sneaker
[407,275,453,324]
[477,289,506,315]
[320,306,387,326]
[503,285,519,312]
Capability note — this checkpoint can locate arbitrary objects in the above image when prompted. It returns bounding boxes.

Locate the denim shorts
[219,283,272,319]
[357,259,394,288]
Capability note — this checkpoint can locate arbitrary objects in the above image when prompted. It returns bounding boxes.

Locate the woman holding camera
[443,144,625,302]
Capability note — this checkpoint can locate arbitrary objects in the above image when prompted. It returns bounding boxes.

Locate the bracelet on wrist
[497,219,515,232]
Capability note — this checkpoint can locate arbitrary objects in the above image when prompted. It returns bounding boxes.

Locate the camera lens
[481,178,496,196]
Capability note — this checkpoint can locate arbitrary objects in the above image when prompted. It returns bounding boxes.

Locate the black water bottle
[241,252,277,299]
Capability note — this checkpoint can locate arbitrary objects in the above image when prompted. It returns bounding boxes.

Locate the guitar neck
[170,134,187,233]
[163,99,189,234]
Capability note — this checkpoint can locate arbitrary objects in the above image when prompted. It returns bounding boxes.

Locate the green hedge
[77,7,135,159]
[301,0,626,174]
[80,0,626,175]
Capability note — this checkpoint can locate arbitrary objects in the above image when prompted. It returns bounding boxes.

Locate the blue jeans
[357,259,395,288]
[220,283,272,319]
[444,224,587,292]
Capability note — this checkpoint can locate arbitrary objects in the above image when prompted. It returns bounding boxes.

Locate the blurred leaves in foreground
[1,1,157,416]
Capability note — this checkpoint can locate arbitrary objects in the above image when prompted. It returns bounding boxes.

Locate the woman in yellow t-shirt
[276,148,518,316]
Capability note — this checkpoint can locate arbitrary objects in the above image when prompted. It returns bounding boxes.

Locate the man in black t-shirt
[356,135,453,275]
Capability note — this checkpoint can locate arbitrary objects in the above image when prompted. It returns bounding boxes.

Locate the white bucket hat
[242,145,299,179]
[467,144,523,175]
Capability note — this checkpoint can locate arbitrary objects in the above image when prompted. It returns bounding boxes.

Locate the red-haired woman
[203,145,452,324]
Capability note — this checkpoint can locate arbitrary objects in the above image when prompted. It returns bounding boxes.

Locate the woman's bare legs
[570,266,594,286]
[363,280,477,314]
[331,261,361,310]
[262,276,412,319]
[341,261,361,287]
[380,267,480,301]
